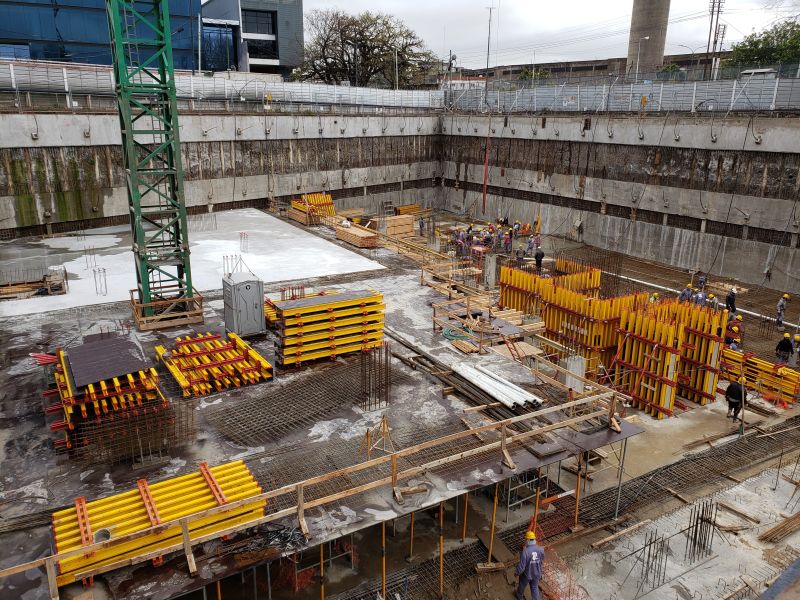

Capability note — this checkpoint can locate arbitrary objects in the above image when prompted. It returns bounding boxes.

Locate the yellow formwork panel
[279,303,386,328]
[278,339,385,366]
[276,292,384,319]
[280,329,384,357]
[280,313,384,336]
[52,460,265,586]
[721,348,800,406]
[281,320,385,347]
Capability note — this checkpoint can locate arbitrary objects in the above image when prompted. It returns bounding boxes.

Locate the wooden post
[439,501,444,599]
[216,579,222,600]
[532,468,542,533]
[408,511,415,559]
[297,484,309,538]
[461,492,469,542]
[45,558,59,600]
[573,453,582,528]
[319,543,325,600]
[381,521,387,600]
[180,519,197,576]
[488,483,499,561]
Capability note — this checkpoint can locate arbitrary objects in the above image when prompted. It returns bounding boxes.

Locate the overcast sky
[302,0,793,68]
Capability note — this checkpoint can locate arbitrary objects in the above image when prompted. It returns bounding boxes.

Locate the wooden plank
[463,402,503,413]
[590,520,653,549]
[718,501,761,524]
[180,519,197,576]
[45,558,59,600]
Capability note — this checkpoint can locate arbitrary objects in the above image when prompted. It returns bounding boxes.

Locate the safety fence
[0,60,444,109]
[448,77,800,113]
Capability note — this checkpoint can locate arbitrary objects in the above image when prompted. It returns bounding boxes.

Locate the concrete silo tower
[626,0,671,81]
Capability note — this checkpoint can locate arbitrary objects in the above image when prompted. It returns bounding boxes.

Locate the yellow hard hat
[525,530,536,540]
[732,326,739,333]
[709,294,715,299]
[735,315,743,321]
[653,292,659,297]
[794,334,800,341]
[687,283,692,287]
[783,293,790,300]
[785,332,791,339]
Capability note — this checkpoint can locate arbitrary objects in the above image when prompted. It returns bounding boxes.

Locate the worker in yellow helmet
[777,293,790,330]
[679,283,693,302]
[776,332,794,363]
[708,293,720,311]
[515,530,545,600]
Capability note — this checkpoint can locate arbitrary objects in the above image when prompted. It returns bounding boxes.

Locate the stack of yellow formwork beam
[288,192,336,225]
[499,265,602,314]
[720,348,800,407]
[52,460,265,587]
[613,309,682,419]
[47,348,165,453]
[395,203,421,215]
[654,301,727,405]
[273,290,385,366]
[155,333,273,397]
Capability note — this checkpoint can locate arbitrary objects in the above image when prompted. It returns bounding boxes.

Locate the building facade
[0,0,200,70]
[201,0,303,76]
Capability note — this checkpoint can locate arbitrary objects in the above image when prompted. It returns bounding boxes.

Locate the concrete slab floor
[0,209,797,600]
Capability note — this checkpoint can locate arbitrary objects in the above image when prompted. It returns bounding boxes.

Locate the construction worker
[777,293,790,330]
[534,246,544,274]
[792,334,800,367]
[418,217,425,237]
[708,293,720,311]
[514,220,521,236]
[724,316,743,346]
[725,379,745,420]
[515,531,545,600]
[526,235,536,256]
[515,248,525,267]
[726,287,737,314]
[694,288,707,306]
[776,332,794,363]
[648,292,660,304]
[679,283,693,302]
[466,223,473,235]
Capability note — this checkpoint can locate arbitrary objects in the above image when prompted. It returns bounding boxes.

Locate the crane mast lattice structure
[106,0,203,330]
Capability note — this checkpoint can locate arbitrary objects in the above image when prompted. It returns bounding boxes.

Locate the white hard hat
[731,287,737,294]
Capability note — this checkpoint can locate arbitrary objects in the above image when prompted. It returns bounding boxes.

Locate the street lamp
[635,35,650,84]
[678,44,705,81]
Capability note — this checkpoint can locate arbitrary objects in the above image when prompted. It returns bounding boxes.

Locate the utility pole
[395,47,399,90]
[704,0,724,80]
[485,6,494,74]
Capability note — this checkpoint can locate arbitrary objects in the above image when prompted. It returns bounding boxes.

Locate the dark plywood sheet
[66,337,151,388]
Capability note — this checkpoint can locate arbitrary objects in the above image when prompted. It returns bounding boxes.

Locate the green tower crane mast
[105,0,201,328]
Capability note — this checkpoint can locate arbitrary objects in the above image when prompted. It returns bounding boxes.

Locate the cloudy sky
[302,0,794,68]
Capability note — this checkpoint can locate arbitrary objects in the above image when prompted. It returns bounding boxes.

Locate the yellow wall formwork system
[720,348,800,407]
[272,290,385,366]
[499,265,646,375]
[292,192,336,216]
[649,301,727,405]
[613,309,681,419]
[52,460,265,587]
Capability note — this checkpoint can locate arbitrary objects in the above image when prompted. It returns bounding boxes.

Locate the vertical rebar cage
[106,0,193,312]
[360,342,391,412]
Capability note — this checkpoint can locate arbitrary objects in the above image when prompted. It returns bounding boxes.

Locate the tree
[727,19,800,65]
[292,9,438,87]
[518,67,550,81]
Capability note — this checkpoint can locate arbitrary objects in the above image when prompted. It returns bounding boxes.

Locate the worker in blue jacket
[515,530,545,600]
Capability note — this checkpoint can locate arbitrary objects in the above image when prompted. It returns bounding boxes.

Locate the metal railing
[0,60,444,110]
[448,78,800,113]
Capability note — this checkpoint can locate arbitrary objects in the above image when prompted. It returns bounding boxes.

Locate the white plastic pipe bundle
[451,363,544,409]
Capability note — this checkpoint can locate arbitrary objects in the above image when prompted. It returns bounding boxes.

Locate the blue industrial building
[0,0,201,70]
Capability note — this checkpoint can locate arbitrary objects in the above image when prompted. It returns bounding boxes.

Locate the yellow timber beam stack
[273,289,385,366]
[613,309,681,419]
[52,460,264,587]
[720,348,800,407]
[155,333,273,397]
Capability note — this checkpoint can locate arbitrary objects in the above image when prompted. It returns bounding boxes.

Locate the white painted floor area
[0,209,384,316]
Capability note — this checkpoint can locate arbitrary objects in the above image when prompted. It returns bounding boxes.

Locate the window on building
[0,44,31,60]
[202,24,236,71]
[242,10,276,35]
[247,39,278,60]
